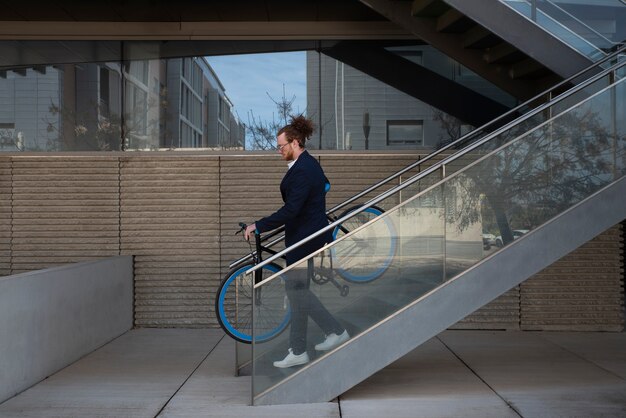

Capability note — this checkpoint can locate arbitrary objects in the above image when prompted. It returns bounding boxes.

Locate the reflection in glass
[501,0,626,61]
[306,47,515,151]
[0,57,245,152]
[251,70,625,403]
[1,41,521,153]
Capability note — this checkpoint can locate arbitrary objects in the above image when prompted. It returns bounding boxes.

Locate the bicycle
[215,205,397,344]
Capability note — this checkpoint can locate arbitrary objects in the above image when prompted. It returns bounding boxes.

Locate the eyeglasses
[276,142,290,151]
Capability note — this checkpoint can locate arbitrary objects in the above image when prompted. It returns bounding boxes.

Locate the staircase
[356,0,617,101]
[247,41,626,404]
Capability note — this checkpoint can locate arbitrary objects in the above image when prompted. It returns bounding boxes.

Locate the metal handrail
[234,43,625,270]
[229,43,626,269]
[533,0,619,48]
[247,55,626,276]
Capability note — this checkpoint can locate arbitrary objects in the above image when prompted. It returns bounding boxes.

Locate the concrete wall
[0,153,622,331]
[0,256,133,403]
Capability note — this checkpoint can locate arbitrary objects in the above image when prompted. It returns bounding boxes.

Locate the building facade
[0,57,244,152]
[306,46,517,151]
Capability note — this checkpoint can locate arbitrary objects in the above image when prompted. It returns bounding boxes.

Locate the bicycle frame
[245,226,349,299]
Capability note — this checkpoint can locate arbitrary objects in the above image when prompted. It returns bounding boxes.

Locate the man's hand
[244,223,257,241]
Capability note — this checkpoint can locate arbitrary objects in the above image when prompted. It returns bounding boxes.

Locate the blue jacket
[256,150,333,265]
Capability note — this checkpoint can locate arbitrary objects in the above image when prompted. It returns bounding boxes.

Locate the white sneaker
[315,330,350,351]
[273,348,310,368]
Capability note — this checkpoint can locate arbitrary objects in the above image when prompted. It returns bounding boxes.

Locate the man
[245,115,349,368]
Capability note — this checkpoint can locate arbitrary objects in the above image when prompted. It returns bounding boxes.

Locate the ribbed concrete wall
[0,153,623,331]
[453,288,521,330]
[120,156,221,327]
[521,227,624,331]
[10,157,120,273]
[219,156,286,280]
[0,159,10,277]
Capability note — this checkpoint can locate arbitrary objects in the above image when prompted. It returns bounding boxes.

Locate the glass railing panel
[328,50,625,235]
[236,341,251,375]
[533,0,618,51]
[455,74,625,259]
[251,182,446,399]
[400,71,620,237]
[501,0,607,61]
[547,0,626,49]
[399,162,443,204]
[251,71,626,402]
[467,71,621,160]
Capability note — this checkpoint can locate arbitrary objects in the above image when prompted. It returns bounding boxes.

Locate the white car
[482,233,496,246]
[495,229,529,247]
[482,233,496,249]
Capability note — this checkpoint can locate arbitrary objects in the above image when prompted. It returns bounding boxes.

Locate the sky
[205,52,307,128]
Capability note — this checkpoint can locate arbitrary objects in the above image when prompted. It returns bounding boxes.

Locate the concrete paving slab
[340,337,519,418]
[158,336,339,417]
[439,330,626,418]
[540,332,626,379]
[0,329,220,418]
[2,328,624,418]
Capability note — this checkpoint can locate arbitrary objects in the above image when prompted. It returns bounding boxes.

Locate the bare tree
[433,101,620,246]
[432,109,469,150]
[45,86,168,152]
[245,85,296,150]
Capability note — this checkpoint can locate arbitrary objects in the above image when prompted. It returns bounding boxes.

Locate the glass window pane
[387,120,424,146]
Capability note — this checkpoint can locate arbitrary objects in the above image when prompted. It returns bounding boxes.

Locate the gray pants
[285,259,343,355]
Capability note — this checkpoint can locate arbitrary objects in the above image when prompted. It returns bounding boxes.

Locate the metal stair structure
[357,0,618,101]
[245,39,626,405]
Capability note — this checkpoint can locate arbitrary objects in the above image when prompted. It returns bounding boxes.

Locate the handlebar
[236,222,260,238]
[236,222,263,265]
[235,222,247,235]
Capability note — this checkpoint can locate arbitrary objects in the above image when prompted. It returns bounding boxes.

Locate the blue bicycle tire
[215,262,291,344]
[331,205,397,283]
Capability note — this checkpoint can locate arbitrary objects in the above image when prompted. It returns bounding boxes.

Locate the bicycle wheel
[215,262,290,344]
[331,205,397,283]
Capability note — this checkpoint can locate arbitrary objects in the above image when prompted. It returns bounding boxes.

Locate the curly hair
[278,115,315,148]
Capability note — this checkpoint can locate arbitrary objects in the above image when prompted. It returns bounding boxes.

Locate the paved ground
[0,329,624,418]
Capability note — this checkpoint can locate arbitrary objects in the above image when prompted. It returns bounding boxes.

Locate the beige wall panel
[521,225,624,331]
[10,157,120,273]
[0,158,11,276]
[320,154,422,215]
[2,153,623,331]
[219,155,287,279]
[120,156,219,328]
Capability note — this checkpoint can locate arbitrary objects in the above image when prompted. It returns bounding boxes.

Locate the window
[127,60,149,85]
[0,123,16,149]
[218,96,225,122]
[99,67,110,117]
[180,83,202,127]
[125,81,148,136]
[386,120,424,146]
